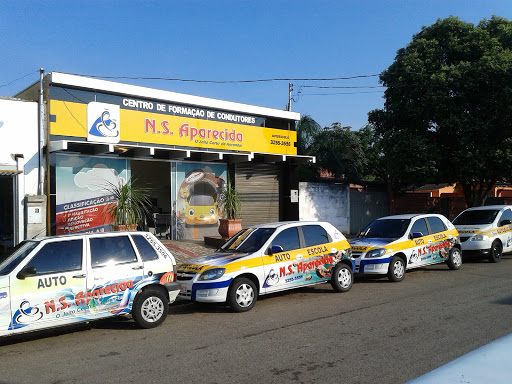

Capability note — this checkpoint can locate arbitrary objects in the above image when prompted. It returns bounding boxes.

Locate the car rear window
[90,236,138,267]
[132,234,159,261]
[302,225,331,247]
[427,216,447,234]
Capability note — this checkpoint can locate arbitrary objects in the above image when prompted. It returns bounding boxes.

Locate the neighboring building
[0,97,40,254]
[15,72,312,241]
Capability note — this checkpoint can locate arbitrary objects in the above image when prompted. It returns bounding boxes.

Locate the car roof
[462,205,512,211]
[30,231,151,242]
[376,213,438,220]
[248,221,330,229]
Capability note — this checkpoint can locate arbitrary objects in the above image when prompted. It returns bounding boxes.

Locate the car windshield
[453,210,499,225]
[0,240,39,276]
[189,195,214,206]
[359,219,411,239]
[221,227,276,253]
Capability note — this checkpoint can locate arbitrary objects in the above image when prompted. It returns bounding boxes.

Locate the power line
[68,72,382,84]
[0,70,39,88]
[302,85,385,89]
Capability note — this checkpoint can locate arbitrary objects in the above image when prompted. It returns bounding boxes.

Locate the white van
[452,205,512,262]
[0,232,179,337]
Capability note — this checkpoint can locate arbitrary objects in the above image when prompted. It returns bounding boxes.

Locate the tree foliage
[369,16,512,206]
[301,121,381,182]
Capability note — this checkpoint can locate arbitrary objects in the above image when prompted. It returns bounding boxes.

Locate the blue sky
[1,1,512,130]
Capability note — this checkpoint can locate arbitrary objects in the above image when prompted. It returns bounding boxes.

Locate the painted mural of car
[349,214,461,282]
[171,221,354,312]
[0,231,179,337]
[185,194,218,226]
[452,205,512,263]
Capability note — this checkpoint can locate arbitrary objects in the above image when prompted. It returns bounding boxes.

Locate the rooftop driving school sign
[49,90,297,155]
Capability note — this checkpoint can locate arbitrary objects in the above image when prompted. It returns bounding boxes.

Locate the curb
[164,243,197,258]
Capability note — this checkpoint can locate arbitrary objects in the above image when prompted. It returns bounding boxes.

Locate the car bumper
[460,239,492,255]
[355,256,392,275]
[171,279,232,303]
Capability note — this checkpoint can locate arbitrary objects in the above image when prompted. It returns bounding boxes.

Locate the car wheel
[227,277,257,312]
[447,247,462,270]
[132,289,168,329]
[387,256,405,282]
[330,263,353,292]
[488,241,502,263]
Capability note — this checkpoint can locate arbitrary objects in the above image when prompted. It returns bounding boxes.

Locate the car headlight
[198,268,226,281]
[209,208,216,215]
[471,234,489,241]
[365,248,387,258]
[188,208,195,216]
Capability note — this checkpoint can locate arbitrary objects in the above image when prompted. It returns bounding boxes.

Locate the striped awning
[0,170,22,176]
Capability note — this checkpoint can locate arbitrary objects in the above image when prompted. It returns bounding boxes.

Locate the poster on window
[55,155,130,234]
[175,163,227,239]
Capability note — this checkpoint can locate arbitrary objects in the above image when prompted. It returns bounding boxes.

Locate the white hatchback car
[452,205,512,262]
[349,214,461,282]
[0,231,178,337]
[173,221,354,312]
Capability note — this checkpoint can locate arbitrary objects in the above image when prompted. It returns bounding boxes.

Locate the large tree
[369,16,512,206]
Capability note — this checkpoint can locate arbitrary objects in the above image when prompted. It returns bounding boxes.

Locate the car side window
[500,209,512,224]
[426,217,447,234]
[302,225,331,247]
[410,219,429,237]
[28,239,83,275]
[132,235,159,261]
[90,236,138,267]
[271,227,300,252]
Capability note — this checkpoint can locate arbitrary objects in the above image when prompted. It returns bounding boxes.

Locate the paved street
[1,252,512,384]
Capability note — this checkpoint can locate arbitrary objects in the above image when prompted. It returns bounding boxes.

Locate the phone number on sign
[270,140,291,146]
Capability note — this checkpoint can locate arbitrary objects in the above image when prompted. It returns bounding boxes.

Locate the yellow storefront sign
[50,100,297,155]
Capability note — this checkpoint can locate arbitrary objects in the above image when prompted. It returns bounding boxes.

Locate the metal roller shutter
[235,163,280,227]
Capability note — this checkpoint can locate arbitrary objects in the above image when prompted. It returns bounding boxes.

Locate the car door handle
[72,273,86,279]
[132,265,144,270]
[428,240,432,243]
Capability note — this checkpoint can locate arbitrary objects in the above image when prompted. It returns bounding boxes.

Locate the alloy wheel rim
[141,297,164,322]
[337,268,352,288]
[394,260,404,278]
[236,284,254,308]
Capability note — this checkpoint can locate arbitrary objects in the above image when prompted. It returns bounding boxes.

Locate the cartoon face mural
[178,167,226,226]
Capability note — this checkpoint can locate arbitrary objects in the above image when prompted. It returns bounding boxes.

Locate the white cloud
[74,163,126,191]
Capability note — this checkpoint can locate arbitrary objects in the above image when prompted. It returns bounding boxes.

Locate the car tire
[447,247,462,270]
[330,263,353,292]
[227,277,257,312]
[387,256,405,282]
[132,289,168,329]
[488,241,502,263]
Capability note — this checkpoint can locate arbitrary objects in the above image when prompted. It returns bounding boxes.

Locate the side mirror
[17,265,36,280]
[268,245,283,255]
[410,232,424,239]
[501,219,511,226]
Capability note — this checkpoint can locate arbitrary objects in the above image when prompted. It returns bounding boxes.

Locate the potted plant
[218,179,242,239]
[103,178,153,231]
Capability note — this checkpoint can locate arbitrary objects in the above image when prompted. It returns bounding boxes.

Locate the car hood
[177,252,252,273]
[455,224,493,234]
[348,237,395,250]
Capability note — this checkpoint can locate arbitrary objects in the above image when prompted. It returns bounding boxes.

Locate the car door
[9,238,86,333]
[425,216,451,264]
[497,209,512,252]
[408,218,432,267]
[261,226,301,293]
[86,234,143,316]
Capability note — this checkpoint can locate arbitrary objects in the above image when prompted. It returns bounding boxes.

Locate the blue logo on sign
[89,110,119,138]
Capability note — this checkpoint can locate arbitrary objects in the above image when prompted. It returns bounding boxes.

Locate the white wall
[299,182,350,234]
[0,98,39,195]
